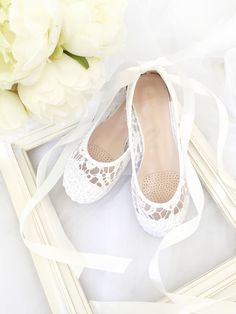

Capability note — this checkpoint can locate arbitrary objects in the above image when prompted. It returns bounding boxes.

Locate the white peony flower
[18,53,105,122]
[61,0,126,57]
[0,0,62,89]
[0,89,27,129]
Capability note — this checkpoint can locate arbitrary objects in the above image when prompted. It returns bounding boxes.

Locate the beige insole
[88,102,128,162]
[133,73,179,203]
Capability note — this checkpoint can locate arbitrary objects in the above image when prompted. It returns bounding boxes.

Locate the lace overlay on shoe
[131,109,143,171]
[132,179,188,221]
[72,142,127,188]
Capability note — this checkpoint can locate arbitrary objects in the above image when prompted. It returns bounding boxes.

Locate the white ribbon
[19,58,236,313]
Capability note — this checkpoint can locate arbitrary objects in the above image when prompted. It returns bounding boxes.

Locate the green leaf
[50,32,64,60]
[50,44,63,60]
[64,51,89,69]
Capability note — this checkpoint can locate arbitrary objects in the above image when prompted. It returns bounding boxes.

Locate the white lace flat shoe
[63,88,130,203]
[126,70,189,237]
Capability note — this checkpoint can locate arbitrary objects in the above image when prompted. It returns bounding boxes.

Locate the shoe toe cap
[131,178,189,237]
[63,160,106,204]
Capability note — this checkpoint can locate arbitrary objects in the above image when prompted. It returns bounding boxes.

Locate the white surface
[0,174,50,314]
[1,0,236,312]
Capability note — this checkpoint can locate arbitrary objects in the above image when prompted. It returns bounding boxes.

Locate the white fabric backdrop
[1,0,236,312]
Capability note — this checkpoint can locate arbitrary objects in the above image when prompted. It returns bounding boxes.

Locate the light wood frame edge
[0,122,235,313]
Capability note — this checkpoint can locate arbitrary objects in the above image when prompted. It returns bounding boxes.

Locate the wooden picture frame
[0,121,235,313]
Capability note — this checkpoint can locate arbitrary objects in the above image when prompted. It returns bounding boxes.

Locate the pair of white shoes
[63,64,189,237]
